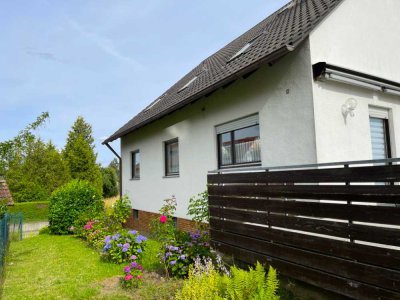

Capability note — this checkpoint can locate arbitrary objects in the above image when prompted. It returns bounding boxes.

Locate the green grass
[8,201,49,222]
[2,234,181,300]
[2,234,128,300]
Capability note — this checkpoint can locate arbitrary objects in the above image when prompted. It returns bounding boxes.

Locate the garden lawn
[2,234,129,300]
[3,234,182,300]
[8,201,49,222]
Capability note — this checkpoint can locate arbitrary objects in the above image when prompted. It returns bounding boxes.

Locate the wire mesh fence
[0,212,23,290]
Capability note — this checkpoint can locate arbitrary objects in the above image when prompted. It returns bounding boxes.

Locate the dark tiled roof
[0,177,13,205]
[104,0,343,143]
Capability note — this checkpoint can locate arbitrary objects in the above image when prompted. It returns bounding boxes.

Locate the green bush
[0,199,8,218]
[187,190,209,230]
[48,180,103,235]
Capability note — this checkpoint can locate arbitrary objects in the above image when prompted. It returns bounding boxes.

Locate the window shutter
[215,114,259,134]
[369,106,389,119]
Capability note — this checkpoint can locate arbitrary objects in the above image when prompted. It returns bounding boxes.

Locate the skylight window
[178,76,198,92]
[229,43,252,62]
[144,95,165,111]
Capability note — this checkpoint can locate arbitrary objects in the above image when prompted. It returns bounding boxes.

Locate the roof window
[178,76,198,92]
[229,43,252,62]
[144,94,166,111]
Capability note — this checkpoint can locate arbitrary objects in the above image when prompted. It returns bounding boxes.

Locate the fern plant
[176,260,280,300]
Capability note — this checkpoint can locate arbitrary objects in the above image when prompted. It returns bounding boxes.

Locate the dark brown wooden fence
[207,159,400,300]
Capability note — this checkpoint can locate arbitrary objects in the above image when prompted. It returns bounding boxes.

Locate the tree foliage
[0,112,49,175]
[6,140,70,202]
[63,117,102,193]
[101,166,119,198]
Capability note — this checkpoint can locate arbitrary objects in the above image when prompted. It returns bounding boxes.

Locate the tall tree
[64,116,95,150]
[0,112,49,175]
[63,117,102,193]
[7,139,70,202]
[101,166,118,198]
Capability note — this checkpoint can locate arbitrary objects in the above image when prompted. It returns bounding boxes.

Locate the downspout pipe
[104,142,122,198]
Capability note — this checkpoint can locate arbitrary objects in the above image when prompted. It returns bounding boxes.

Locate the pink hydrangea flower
[137,275,142,279]
[125,274,133,281]
[159,215,167,223]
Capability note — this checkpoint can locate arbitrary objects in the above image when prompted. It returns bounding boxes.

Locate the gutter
[104,142,122,198]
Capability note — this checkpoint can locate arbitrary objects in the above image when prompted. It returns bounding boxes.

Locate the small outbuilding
[0,176,14,206]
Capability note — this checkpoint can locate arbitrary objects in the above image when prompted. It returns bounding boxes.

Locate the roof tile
[105,0,342,143]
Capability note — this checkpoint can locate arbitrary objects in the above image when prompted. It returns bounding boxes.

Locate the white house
[104,0,400,230]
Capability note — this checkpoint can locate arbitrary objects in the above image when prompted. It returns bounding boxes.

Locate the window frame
[164,138,179,176]
[369,116,392,159]
[131,150,140,179]
[217,124,261,169]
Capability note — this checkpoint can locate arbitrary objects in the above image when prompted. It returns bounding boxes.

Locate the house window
[369,107,391,160]
[131,150,140,179]
[216,115,261,168]
[165,138,179,176]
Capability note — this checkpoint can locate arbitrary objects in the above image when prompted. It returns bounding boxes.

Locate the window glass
[218,124,261,167]
[234,126,261,164]
[131,151,140,178]
[369,117,391,159]
[165,139,179,175]
[219,132,232,166]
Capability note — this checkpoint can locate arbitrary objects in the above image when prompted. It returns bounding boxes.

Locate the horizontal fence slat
[214,242,400,300]
[210,229,400,291]
[209,207,400,247]
[209,218,400,270]
[208,161,400,299]
[208,185,400,203]
[209,195,400,225]
[208,164,400,183]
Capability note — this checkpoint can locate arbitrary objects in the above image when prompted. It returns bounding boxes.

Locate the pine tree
[63,118,102,193]
[7,139,70,202]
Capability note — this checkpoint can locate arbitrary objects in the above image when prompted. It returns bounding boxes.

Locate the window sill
[163,175,180,179]
[130,177,140,181]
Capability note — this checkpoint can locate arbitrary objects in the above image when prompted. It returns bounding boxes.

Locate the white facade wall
[121,43,317,218]
[309,0,400,163]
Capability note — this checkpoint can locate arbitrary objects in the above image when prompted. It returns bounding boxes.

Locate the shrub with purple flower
[162,230,212,278]
[120,255,144,289]
[102,230,147,263]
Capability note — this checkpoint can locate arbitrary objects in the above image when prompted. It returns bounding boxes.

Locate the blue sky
[0,0,288,166]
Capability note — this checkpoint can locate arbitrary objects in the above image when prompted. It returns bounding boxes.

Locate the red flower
[159,215,167,223]
[125,274,133,281]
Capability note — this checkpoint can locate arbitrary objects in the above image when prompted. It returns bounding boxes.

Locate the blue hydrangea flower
[117,243,123,248]
[137,248,142,253]
[170,260,176,265]
[128,230,137,235]
[179,254,186,260]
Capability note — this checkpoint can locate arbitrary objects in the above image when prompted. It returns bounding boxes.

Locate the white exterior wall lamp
[342,98,358,122]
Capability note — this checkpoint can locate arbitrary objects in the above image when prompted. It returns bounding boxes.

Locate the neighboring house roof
[0,177,14,205]
[104,0,343,143]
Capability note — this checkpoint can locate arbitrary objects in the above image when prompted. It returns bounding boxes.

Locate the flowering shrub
[162,230,212,278]
[73,196,132,250]
[149,196,177,244]
[120,255,144,289]
[102,230,147,263]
